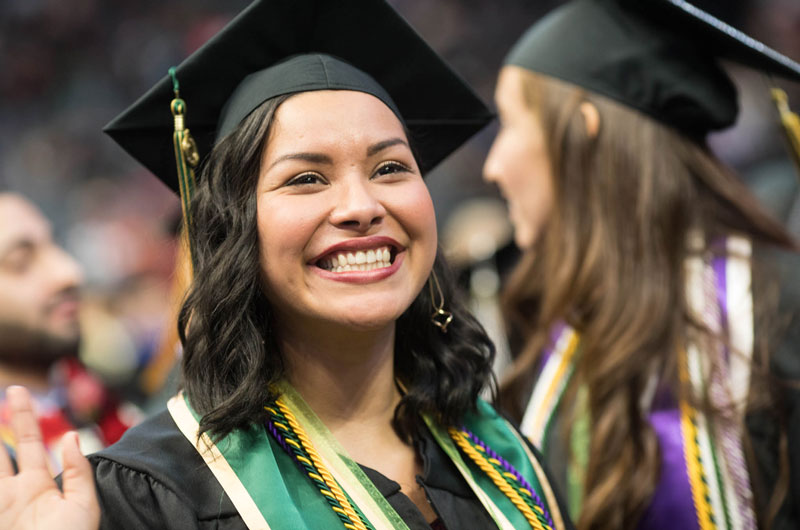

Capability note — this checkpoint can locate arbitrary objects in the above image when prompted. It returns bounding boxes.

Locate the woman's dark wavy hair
[178,93,495,442]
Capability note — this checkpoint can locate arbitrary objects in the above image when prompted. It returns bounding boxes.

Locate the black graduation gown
[87,409,573,529]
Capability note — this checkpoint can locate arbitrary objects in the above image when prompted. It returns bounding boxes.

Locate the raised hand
[0,386,100,530]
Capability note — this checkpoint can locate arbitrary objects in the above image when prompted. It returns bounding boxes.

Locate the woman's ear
[579,101,600,138]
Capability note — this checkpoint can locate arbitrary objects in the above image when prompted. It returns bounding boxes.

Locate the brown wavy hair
[498,71,797,529]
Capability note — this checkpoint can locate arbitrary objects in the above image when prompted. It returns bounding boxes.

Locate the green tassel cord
[771,88,800,181]
[567,386,589,521]
[169,66,199,271]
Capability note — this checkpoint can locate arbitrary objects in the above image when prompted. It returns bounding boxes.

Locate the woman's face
[257,90,437,333]
[483,66,555,250]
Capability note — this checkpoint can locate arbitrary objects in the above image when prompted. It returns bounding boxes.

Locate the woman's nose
[329,177,386,231]
[483,139,503,185]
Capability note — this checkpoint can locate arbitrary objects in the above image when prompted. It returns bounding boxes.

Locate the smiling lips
[318,246,393,273]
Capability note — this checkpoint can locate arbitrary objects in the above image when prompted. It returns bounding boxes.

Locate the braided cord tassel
[772,88,800,179]
[266,400,373,530]
[265,409,356,528]
[707,255,757,530]
[462,428,555,530]
[448,427,551,530]
[168,67,200,271]
[678,349,718,530]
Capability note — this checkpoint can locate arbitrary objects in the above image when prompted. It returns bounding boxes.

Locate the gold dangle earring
[428,271,453,333]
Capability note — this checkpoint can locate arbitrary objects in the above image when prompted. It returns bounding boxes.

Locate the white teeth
[322,246,394,273]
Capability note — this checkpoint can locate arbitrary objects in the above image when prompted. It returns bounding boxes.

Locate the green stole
[167,382,566,529]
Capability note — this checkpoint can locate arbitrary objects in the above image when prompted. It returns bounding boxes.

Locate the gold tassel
[169,67,200,272]
[771,88,800,180]
[137,69,198,398]
[137,69,199,397]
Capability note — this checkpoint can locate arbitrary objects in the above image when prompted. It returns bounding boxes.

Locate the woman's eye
[287,173,324,186]
[374,161,410,177]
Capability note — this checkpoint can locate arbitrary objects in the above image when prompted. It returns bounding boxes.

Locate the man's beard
[0,321,80,370]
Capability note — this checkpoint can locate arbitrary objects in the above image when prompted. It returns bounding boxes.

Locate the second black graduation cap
[104,0,493,193]
[505,0,800,137]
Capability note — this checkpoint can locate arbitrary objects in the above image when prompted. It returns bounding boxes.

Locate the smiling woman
[14,1,576,529]
[256,91,437,335]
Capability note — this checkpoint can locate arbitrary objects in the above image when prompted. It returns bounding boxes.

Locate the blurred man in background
[0,193,137,473]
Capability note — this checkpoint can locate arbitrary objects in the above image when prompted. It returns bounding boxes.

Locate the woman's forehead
[267,90,409,152]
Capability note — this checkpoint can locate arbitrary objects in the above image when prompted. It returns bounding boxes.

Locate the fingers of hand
[0,439,13,479]
[7,386,49,472]
[60,432,101,526]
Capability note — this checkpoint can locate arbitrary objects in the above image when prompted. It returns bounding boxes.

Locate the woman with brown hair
[483,0,800,529]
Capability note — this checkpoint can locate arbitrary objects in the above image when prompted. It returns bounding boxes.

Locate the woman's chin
[316,296,411,332]
[320,305,404,333]
[335,314,400,333]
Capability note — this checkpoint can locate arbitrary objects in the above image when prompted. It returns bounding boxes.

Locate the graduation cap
[505,0,800,144]
[104,0,493,194]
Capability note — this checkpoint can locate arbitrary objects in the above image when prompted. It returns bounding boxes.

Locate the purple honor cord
[462,427,555,529]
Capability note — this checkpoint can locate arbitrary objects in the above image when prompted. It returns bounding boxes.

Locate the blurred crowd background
[1,0,799,409]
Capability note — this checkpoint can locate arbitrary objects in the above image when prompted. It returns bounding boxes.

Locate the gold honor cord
[771,88,800,181]
[169,66,200,271]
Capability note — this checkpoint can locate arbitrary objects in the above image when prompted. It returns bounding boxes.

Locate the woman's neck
[279,322,436,522]
[281,323,400,434]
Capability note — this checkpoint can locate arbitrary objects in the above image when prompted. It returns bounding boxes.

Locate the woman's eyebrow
[266,138,409,171]
[367,137,409,157]
[266,152,333,172]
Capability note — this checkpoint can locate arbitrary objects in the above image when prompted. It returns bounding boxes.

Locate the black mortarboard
[505,0,800,137]
[104,0,493,194]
